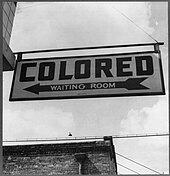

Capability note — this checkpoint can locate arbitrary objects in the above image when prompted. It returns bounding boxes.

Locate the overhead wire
[16,3,160,45]
[108,5,159,43]
[117,163,140,175]
[16,3,50,13]
[116,152,162,174]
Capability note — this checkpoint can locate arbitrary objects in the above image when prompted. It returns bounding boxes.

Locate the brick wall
[3,2,16,45]
[3,140,117,175]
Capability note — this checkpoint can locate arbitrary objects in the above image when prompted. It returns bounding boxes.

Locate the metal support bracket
[17,53,23,61]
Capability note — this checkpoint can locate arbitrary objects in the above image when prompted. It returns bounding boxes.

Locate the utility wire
[17,3,159,44]
[116,152,161,174]
[16,3,159,44]
[117,163,140,175]
[109,5,159,43]
[17,3,50,10]
[16,3,50,13]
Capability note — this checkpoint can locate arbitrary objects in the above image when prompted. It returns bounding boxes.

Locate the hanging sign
[9,51,165,101]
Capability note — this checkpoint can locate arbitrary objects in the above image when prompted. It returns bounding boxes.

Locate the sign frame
[9,50,165,101]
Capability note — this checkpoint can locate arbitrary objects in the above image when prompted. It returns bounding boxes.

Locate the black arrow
[24,77,149,95]
[116,77,149,90]
[24,83,50,95]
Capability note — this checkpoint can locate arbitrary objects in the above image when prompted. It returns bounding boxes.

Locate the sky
[3,2,169,174]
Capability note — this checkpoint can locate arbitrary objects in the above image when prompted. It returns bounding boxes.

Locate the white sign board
[10,51,165,101]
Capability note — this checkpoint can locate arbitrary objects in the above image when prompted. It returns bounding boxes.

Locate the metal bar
[13,42,164,55]
[17,53,23,61]
[113,133,169,139]
[3,133,169,143]
[154,43,161,53]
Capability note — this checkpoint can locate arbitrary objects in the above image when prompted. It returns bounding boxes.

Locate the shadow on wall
[82,157,101,175]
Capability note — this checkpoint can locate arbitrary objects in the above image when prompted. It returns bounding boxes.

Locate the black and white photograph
[2,1,169,175]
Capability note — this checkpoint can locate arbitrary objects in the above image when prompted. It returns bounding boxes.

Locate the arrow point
[24,83,40,95]
[126,77,149,90]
